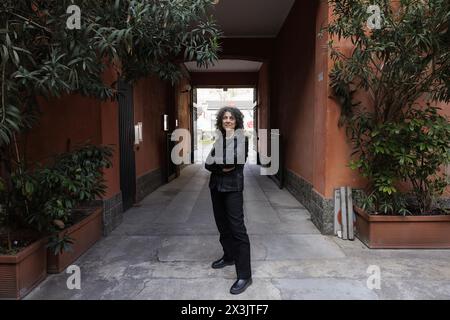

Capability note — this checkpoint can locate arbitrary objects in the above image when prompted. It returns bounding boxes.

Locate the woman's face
[222,111,236,131]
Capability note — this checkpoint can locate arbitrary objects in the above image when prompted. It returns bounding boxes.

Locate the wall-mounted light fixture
[175,119,179,127]
[134,122,143,145]
[138,122,143,142]
[163,114,169,131]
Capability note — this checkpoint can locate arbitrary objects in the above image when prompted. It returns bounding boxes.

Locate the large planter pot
[47,207,103,273]
[0,238,47,299]
[354,206,450,249]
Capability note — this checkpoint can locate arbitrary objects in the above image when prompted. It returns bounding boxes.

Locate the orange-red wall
[271,0,319,186]
[133,75,171,178]
[23,68,185,201]
[312,0,329,196]
[176,76,192,131]
[25,94,102,166]
[271,0,372,198]
[322,4,450,198]
[23,65,122,199]
[257,62,270,131]
[99,63,121,198]
[175,76,192,160]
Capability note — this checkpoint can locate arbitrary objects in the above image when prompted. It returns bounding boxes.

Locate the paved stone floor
[27,165,450,300]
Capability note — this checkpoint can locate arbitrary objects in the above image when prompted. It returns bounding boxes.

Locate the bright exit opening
[193,87,257,165]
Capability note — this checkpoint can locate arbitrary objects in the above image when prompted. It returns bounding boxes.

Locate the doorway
[192,87,258,164]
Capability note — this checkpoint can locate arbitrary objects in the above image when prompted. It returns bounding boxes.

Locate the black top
[205,134,249,192]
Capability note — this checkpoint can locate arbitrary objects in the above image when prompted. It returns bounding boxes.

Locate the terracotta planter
[0,238,47,299]
[47,207,103,273]
[354,206,450,249]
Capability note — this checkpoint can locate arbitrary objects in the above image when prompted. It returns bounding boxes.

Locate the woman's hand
[222,166,235,172]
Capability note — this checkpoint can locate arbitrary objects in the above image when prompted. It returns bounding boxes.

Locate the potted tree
[327,0,450,248]
[1,0,221,298]
[0,198,47,300]
[0,144,113,298]
[17,144,114,273]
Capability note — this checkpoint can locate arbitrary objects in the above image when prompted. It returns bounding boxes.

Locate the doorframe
[190,87,197,164]
[191,86,258,165]
[253,87,261,165]
[117,79,137,211]
[164,84,178,183]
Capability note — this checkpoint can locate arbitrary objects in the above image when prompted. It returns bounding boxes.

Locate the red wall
[312,0,329,196]
[133,75,171,178]
[25,94,101,165]
[176,76,191,131]
[257,62,270,131]
[271,0,319,186]
[322,5,450,198]
[23,64,122,199]
[271,0,369,198]
[175,77,192,160]
[24,67,185,201]
[99,97,121,199]
[99,63,121,198]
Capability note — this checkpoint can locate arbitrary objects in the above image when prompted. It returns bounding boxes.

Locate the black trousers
[210,188,251,279]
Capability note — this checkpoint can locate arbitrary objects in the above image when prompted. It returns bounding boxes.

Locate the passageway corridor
[27,165,450,299]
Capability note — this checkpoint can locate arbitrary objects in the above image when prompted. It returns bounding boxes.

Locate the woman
[205,106,252,295]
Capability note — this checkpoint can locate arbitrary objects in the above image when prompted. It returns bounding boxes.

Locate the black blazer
[205,134,249,192]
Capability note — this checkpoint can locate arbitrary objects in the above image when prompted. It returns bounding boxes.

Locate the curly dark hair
[215,106,245,134]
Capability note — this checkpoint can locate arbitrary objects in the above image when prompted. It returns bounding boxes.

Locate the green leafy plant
[0,144,113,254]
[360,190,412,215]
[0,0,222,146]
[47,233,75,256]
[377,106,450,213]
[0,0,222,253]
[327,0,450,214]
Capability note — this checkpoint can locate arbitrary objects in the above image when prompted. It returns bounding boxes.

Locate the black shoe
[211,257,235,269]
[230,278,252,295]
